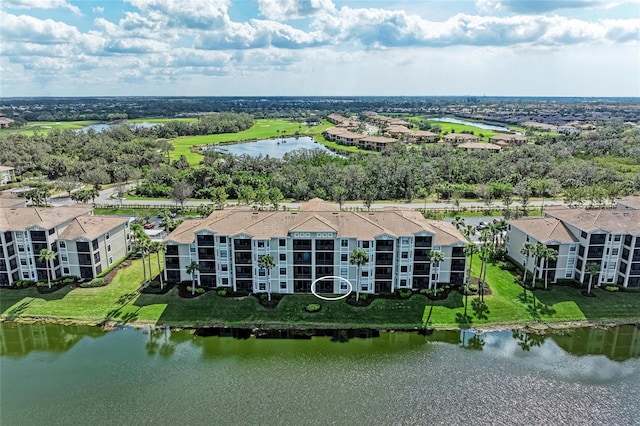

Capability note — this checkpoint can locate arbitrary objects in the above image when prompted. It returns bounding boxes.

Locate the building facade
[0,206,131,285]
[506,205,640,287]
[0,166,16,185]
[164,199,467,295]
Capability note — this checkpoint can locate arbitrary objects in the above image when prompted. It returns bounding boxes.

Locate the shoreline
[2,316,638,335]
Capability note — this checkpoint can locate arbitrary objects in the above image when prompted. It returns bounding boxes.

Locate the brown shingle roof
[458,142,501,150]
[509,218,578,243]
[165,200,467,244]
[58,216,129,240]
[0,205,93,231]
[617,195,640,210]
[545,207,640,235]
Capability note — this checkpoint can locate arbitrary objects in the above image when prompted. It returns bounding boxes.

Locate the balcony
[293,240,312,251]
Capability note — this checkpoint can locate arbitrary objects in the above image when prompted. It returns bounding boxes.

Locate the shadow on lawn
[104,291,140,324]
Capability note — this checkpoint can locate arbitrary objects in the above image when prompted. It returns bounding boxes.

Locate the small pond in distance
[203,136,336,158]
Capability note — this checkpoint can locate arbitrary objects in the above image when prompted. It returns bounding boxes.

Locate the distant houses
[0,166,16,185]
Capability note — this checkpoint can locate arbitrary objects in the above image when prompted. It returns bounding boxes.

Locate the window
[581,231,587,239]
[221,264,228,272]
[105,232,110,240]
[259,270,266,276]
[61,255,68,262]
[92,239,99,251]
[59,241,66,248]
[401,251,409,259]
[400,279,407,286]
[568,258,574,266]
[280,268,286,275]
[108,257,113,264]
[259,283,266,291]
[18,245,24,252]
[612,248,619,256]
[222,278,229,285]
[341,239,348,247]
[279,239,286,247]
[341,283,347,290]
[48,228,55,235]
[341,254,348,262]
[20,259,27,266]
[362,241,369,248]
[565,271,572,278]
[107,245,111,252]
[362,271,369,277]
[401,266,408,273]
[341,267,348,276]
[570,245,576,252]
[257,241,265,248]
[280,281,287,289]
[220,250,228,257]
[361,284,368,291]
[279,254,286,261]
[401,237,410,244]
[220,236,227,244]
[23,272,29,279]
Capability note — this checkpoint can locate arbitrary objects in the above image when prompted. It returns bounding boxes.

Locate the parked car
[476,221,488,231]
[144,222,155,229]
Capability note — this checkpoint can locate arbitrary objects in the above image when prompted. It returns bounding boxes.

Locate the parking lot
[443,216,503,243]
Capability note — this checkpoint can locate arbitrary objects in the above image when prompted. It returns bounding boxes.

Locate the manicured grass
[0,121,99,136]
[2,256,638,329]
[427,120,498,141]
[170,119,330,166]
[128,117,197,124]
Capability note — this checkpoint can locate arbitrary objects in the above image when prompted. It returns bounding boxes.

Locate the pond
[431,116,513,132]
[202,136,336,158]
[81,122,160,132]
[1,323,639,425]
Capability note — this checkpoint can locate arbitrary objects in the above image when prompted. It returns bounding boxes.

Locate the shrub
[148,280,161,288]
[469,285,478,292]
[419,289,430,295]
[63,277,76,284]
[14,280,34,288]
[217,289,228,297]
[36,281,49,287]
[260,293,269,300]
[398,289,412,299]
[360,294,368,301]
[604,285,620,292]
[80,277,106,288]
[305,303,321,313]
[196,287,205,294]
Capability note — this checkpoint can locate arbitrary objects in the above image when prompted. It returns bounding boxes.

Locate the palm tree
[152,241,166,290]
[584,262,601,295]
[137,237,151,285]
[186,261,200,296]
[349,248,369,301]
[463,243,479,294]
[258,254,276,301]
[541,247,558,290]
[429,250,445,296]
[520,242,534,282]
[530,242,545,289]
[38,248,56,289]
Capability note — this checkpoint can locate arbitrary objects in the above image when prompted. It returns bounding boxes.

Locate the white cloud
[257,0,336,21]
[3,0,80,14]
[125,0,230,28]
[93,6,104,14]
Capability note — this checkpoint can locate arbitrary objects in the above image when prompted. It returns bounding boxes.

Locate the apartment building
[0,206,131,285]
[506,205,640,287]
[164,199,467,295]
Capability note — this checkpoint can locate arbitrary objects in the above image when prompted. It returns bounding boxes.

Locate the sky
[0,0,639,97]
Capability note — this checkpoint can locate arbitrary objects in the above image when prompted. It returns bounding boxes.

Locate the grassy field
[0,121,99,136]
[170,119,332,166]
[128,117,197,124]
[1,255,638,329]
[427,120,498,141]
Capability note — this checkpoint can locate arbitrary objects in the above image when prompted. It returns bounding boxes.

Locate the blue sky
[1,0,639,97]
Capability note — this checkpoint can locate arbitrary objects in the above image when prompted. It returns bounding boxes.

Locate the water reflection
[202,136,337,158]
[1,323,639,362]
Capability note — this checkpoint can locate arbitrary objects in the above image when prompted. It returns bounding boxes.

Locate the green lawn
[0,121,99,137]
[2,256,638,329]
[427,120,498,141]
[128,117,197,124]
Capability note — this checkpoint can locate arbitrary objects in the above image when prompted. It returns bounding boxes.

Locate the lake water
[432,117,512,132]
[2,323,639,425]
[82,122,160,132]
[204,136,337,158]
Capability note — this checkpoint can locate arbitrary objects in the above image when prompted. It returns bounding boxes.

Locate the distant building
[323,127,365,146]
[616,195,640,210]
[0,166,16,185]
[0,206,132,285]
[163,199,468,294]
[443,133,478,144]
[488,133,528,146]
[456,142,501,152]
[0,117,14,129]
[408,131,439,143]
[358,136,398,152]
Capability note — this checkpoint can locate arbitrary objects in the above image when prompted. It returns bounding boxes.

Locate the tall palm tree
[152,241,166,290]
[584,262,601,295]
[520,243,534,282]
[186,261,200,296]
[350,248,369,301]
[530,242,545,289]
[541,247,558,290]
[258,254,276,301]
[38,248,56,289]
[137,237,151,285]
[463,243,479,294]
[429,250,445,296]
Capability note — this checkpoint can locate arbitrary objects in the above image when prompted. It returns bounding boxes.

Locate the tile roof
[0,205,93,231]
[165,200,467,245]
[545,207,640,235]
[58,216,129,240]
[616,195,640,210]
[509,217,578,243]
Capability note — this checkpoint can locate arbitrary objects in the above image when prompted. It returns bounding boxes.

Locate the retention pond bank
[1,322,639,425]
